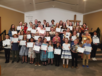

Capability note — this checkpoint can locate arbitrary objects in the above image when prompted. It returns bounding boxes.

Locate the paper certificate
[61,29,66,32]
[33,45,40,52]
[27,42,33,47]
[41,45,47,50]
[31,29,36,33]
[66,32,70,36]
[12,31,17,35]
[45,27,50,31]
[48,46,53,52]
[12,38,18,43]
[34,36,40,40]
[3,39,11,46]
[54,49,61,55]
[63,44,70,50]
[27,28,32,31]
[85,46,92,52]
[77,33,80,37]
[72,36,77,41]
[20,40,26,45]
[68,26,73,30]
[77,47,85,53]
[56,28,61,32]
[17,26,21,30]
[45,37,50,41]
[39,30,45,34]
[93,38,100,44]
[27,34,31,39]
[18,35,23,40]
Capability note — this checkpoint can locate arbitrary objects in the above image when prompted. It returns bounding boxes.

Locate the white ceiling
[0,0,102,13]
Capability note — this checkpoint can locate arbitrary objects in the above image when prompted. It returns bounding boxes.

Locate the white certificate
[61,29,66,32]
[27,34,31,39]
[48,46,53,52]
[66,32,70,36]
[41,45,47,50]
[27,28,32,31]
[17,26,21,30]
[63,44,70,50]
[77,33,80,37]
[20,40,26,45]
[34,36,40,40]
[56,28,61,32]
[27,42,33,47]
[77,47,85,53]
[72,36,77,41]
[39,30,45,34]
[85,46,92,52]
[65,35,70,39]
[68,26,73,30]
[31,29,36,33]
[54,49,61,55]
[12,38,18,43]
[45,37,50,41]
[3,39,11,46]
[18,35,23,40]
[93,38,100,44]
[12,31,17,35]
[33,45,40,52]
[45,27,50,31]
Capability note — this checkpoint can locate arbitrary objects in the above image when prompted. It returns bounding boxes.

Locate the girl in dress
[61,38,72,68]
[48,41,54,65]
[49,27,55,40]
[40,38,48,66]
[28,38,35,64]
[19,35,28,63]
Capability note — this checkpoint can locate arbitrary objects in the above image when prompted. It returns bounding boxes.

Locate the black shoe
[17,60,19,63]
[5,61,8,63]
[12,61,14,63]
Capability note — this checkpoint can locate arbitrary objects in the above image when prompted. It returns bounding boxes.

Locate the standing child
[34,37,42,66]
[61,38,72,68]
[19,35,28,63]
[71,39,79,68]
[54,42,61,66]
[82,38,92,67]
[28,38,35,64]
[11,34,19,63]
[3,35,11,63]
[48,41,54,65]
[40,38,48,66]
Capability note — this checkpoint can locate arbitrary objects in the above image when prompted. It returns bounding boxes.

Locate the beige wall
[83,11,102,42]
[0,7,24,33]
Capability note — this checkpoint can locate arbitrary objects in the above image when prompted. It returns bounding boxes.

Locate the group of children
[3,19,100,69]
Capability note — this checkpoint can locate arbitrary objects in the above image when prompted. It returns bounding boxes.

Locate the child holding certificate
[40,38,48,66]
[28,38,35,64]
[48,41,54,65]
[54,42,61,66]
[3,35,11,63]
[19,35,28,63]
[82,38,92,67]
[11,34,19,63]
[71,39,79,68]
[61,38,72,68]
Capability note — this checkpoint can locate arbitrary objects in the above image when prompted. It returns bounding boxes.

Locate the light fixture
[83,0,86,1]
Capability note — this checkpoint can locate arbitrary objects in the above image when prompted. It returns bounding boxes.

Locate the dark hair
[51,19,55,22]
[43,20,46,22]
[10,24,15,31]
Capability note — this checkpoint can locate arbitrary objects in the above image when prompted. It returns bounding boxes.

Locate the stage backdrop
[24,8,83,27]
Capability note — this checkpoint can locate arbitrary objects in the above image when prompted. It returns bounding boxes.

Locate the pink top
[52,36,61,44]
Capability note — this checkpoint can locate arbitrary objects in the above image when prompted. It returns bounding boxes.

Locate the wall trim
[84,9,102,15]
[0,4,24,14]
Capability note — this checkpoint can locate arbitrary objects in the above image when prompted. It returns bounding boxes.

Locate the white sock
[63,59,65,64]
[66,59,69,65]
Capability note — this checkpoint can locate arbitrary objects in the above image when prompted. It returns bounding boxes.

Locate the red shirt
[24,26,28,34]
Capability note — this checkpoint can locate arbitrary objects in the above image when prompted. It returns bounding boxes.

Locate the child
[40,38,48,66]
[8,24,15,37]
[34,37,42,66]
[28,38,35,64]
[54,42,61,66]
[11,34,19,63]
[3,34,11,63]
[82,38,92,67]
[48,41,54,65]
[71,39,79,68]
[19,35,28,63]
[61,38,72,68]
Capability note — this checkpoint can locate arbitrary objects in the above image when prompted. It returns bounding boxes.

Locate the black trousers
[72,53,78,67]
[55,55,61,66]
[35,53,40,63]
[91,44,98,57]
[5,49,10,62]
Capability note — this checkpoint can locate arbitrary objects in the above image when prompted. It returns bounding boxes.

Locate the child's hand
[11,41,13,43]
[17,41,20,43]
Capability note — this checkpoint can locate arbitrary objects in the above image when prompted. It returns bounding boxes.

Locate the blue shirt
[83,43,91,54]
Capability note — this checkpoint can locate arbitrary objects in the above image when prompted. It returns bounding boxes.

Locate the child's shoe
[66,65,68,68]
[35,63,38,66]
[38,63,41,66]
[82,65,85,67]
[63,64,65,68]
[86,65,89,68]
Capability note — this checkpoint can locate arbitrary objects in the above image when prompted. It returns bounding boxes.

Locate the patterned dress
[40,43,48,61]
[48,46,54,59]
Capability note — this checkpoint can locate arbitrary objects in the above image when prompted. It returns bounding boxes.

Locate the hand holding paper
[41,45,47,50]
[33,45,40,52]
[27,42,34,47]
[20,40,26,45]
[54,49,61,55]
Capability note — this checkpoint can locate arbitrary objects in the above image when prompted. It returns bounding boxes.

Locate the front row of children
[3,34,92,68]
